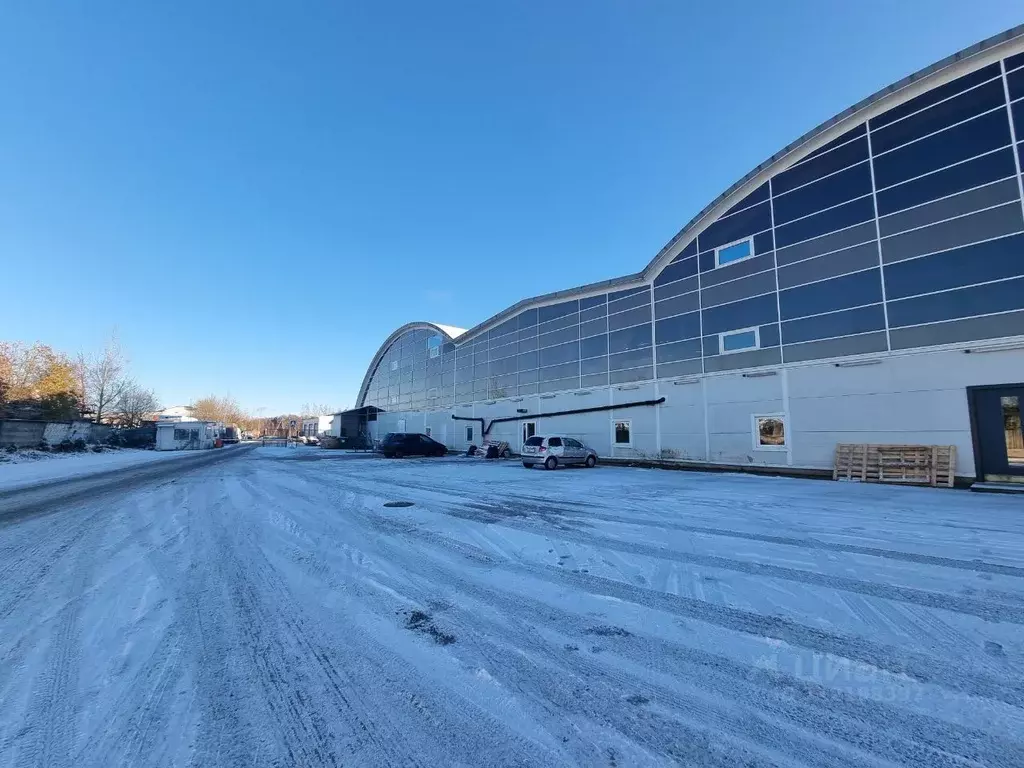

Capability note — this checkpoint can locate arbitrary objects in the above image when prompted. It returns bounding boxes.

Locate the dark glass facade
[360,43,1024,410]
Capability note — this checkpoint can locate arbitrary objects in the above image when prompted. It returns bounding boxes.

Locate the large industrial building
[350,27,1024,483]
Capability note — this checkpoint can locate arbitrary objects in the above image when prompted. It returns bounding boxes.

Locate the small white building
[156,421,220,451]
[301,415,333,438]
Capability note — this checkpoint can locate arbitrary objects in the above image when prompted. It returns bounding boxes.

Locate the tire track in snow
[529,562,1024,709]
[283,465,1024,702]
[285,471,1012,767]
[338,471,1024,577]
[449,501,1024,625]
[76,486,194,767]
[337,512,1023,768]
[233,471,566,767]
[347,503,1024,712]
[528,510,1024,578]
[207,476,419,767]
[12,503,111,768]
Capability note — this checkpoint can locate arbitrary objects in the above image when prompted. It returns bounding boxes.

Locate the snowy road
[1,448,1023,767]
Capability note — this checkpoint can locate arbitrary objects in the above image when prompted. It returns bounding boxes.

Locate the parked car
[379,432,448,458]
[521,435,598,470]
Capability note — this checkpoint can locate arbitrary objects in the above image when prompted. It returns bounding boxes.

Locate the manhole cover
[383,501,414,508]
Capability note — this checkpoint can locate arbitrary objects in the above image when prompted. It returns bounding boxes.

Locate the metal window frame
[612,418,633,447]
[714,236,756,268]
[719,326,761,355]
[752,413,788,451]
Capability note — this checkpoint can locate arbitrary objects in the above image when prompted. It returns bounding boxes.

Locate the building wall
[366,344,1024,477]
[355,35,1024,479]
[301,416,333,437]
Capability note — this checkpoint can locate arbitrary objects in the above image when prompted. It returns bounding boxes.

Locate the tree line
[190,397,341,437]
[0,335,158,427]
[2,336,344,435]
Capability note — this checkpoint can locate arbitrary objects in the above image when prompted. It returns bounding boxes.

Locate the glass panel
[717,239,752,266]
[614,421,631,445]
[722,329,758,352]
[1002,396,1024,467]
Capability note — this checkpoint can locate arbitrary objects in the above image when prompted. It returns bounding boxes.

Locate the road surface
[1,447,1022,766]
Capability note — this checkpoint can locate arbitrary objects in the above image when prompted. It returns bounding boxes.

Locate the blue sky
[2,1,1021,414]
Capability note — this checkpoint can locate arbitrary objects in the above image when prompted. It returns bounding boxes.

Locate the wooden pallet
[833,444,956,487]
[931,445,957,488]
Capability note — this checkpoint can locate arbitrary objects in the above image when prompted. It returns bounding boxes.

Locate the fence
[260,437,297,448]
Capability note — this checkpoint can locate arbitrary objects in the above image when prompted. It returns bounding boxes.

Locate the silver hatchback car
[521,435,598,470]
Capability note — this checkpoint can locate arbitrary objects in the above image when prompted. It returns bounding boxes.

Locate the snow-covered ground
[0,447,191,492]
[1,447,1022,766]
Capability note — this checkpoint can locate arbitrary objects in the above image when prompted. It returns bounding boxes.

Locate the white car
[521,435,598,470]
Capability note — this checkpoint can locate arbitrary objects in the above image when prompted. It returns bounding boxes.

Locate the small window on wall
[613,420,632,447]
[466,426,474,442]
[753,414,786,450]
[720,327,760,354]
[391,360,399,371]
[715,237,753,268]
[425,427,432,437]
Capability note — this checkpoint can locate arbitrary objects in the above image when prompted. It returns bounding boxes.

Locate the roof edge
[354,322,461,408]
[446,24,1024,343]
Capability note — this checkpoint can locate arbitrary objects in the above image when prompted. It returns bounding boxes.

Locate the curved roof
[355,322,463,408]
[444,24,1024,343]
[359,24,1024,403]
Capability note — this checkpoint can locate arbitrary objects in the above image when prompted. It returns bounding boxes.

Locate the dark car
[379,432,447,458]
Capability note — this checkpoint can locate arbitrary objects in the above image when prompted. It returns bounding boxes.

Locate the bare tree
[114,381,159,428]
[192,394,245,424]
[301,402,340,417]
[84,335,131,424]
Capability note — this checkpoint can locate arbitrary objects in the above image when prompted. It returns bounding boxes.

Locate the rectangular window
[715,238,754,268]
[720,327,760,354]
[753,414,787,450]
[613,420,632,447]
[425,427,431,437]
[466,426,473,442]
[390,360,399,371]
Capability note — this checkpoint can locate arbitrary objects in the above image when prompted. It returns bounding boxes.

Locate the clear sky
[2,1,1021,415]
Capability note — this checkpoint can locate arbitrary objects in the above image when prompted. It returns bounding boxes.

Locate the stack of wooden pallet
[833,444,956,487]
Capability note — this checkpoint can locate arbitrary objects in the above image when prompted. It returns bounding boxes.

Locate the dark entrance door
[969,384,1024,481]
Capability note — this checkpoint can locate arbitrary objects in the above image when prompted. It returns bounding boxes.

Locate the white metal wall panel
[659,380,707,461]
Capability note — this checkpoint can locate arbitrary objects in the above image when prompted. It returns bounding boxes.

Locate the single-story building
[300,415,333,438]
[329,406,380,448]
[156,421,221,451]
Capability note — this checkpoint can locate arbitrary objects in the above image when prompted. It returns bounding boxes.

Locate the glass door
[1001,394,1024,472]
[970,386,1024,481]
[522,421,536,451]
